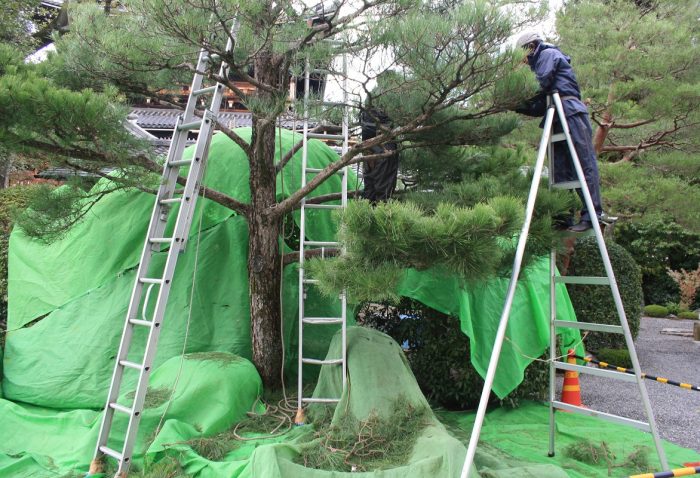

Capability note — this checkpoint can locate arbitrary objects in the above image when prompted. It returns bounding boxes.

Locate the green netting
[3,129,697,477]
[1,327,698,478]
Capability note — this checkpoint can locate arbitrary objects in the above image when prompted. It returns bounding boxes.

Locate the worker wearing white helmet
[513,32,603,233]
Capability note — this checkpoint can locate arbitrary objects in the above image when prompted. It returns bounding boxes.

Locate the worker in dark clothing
[515,32,603,232]
[360,107,400,203]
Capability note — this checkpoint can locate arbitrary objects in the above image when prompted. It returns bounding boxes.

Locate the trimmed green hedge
[359,298,548,409]
[567,237,643,352]
[596,348,632,369]
[643,305,669,318]
[679,310,699,320]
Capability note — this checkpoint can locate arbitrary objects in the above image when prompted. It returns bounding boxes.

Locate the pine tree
[556,0,700,161]
[0,0,548,388]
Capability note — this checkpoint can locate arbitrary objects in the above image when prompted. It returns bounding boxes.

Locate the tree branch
[611,118,655,129]
[283,247,339,266]
[22,139,251,217]
[214,119,252,156]
[275,124,325,174]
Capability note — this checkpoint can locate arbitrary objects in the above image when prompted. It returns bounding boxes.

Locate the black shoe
[568,221,592,233]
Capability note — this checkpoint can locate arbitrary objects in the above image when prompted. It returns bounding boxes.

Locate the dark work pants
[552,113,603,222]
[362,146,399,203]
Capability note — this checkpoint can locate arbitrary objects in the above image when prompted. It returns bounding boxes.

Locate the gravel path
[557,316,700,452]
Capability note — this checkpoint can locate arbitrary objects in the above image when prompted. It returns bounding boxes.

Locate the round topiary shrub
[567,237,643,352]
[643,304,669,318]
[358,298,548,409]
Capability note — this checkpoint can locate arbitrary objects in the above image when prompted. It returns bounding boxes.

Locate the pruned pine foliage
[310,147,577,302]
[298,396,430,472]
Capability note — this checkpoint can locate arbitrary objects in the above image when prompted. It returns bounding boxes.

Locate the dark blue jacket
[527,42,588,117]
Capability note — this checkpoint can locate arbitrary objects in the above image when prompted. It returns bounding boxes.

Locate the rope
[628,465,700,478]
[571,354,700,392]
[504,331,589,364]
[153,159,210,438]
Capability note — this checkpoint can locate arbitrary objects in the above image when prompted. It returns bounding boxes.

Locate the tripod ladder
[295,51,351,424]
[459,92,668,477]
[90,20,240,478]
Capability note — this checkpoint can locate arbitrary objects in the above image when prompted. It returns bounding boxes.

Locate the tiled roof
[131,108,304,131]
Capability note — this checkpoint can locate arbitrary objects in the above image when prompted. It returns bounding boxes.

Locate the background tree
[556,0,700,161]
[0,0,547,388]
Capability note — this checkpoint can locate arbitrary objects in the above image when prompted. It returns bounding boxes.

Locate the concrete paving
[557,316,700,452]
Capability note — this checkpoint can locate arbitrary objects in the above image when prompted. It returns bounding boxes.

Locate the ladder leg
[460,105,557,478]
[548,250,557,457]
[551,93,668,470]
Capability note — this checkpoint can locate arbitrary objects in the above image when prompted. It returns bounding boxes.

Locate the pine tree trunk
[248,117,283,390]
[246,53,290,390]
[593,110,611,154]
[593,84,616,154]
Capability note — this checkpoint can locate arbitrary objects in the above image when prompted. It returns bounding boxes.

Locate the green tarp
[4,129,695,477]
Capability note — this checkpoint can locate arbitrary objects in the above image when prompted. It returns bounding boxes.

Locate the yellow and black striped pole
[572,354,700,392]
[629,465,700,478]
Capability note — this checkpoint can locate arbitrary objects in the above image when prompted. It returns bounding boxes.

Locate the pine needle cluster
[297,397,430,472]
[310,146,577,302]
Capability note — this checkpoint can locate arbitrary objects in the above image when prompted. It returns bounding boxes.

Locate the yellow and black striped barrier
[571,354,700,392]
[628,465,700,477]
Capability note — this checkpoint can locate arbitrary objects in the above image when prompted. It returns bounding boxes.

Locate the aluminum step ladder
[90,20,239,478]
[295,52,350,425]
[459,92,668,477]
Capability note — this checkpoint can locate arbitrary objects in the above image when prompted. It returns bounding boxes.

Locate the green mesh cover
[3,129,697,477]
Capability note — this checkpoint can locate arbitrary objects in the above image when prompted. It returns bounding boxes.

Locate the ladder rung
[303,317,343,325]
[304,240,339,247]
[554,276,610,285]
[307,133,344,141]
[119,360,143,371]
[553,320,623,334]
[302,278,319,284]
[551,180,581,190]
[305,203,343,210]
[301,358,343,366]
[551,133,567,142]
[302,397,341,404]
[553,361,637,383]
[159,197,182,205]
[99,445,123,462]
[177,119,203,131]
[129,318,153,328]
[552,401,651,431]
[169,158,193,167]
[109,402,133,415]
[191,85,218,97]
[149,237,174,244]
[139,278,163,285]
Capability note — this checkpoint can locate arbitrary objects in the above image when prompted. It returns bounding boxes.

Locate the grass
[297,396,431,472]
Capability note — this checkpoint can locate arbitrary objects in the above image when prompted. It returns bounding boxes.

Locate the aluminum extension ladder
[295,51,351,425]
[459,92,668,477]
[90,20,239,478]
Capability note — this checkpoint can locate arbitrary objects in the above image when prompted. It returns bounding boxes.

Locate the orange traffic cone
[560,349,583,407]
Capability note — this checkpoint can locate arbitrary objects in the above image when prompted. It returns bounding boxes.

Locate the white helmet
[516,31,542,49]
